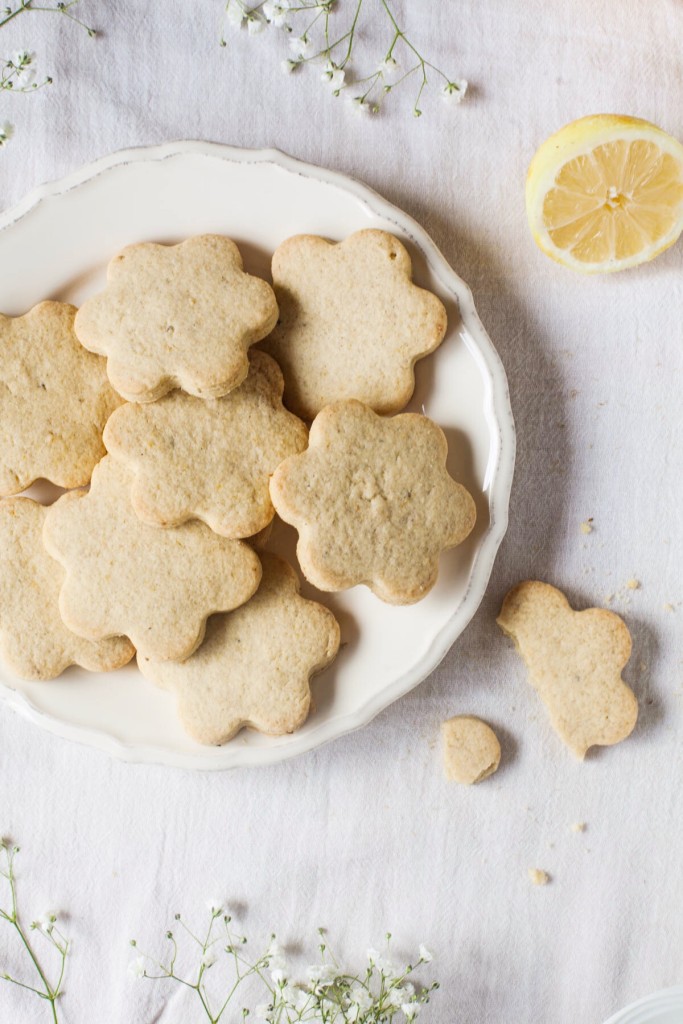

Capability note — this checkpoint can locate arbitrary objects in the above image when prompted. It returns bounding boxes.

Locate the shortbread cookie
[42,457,261,661]
[74,235,279,403]
[103,352,307,538]
[0,498,134,680]
[138,554,340,745]
[0,301,122,496]
[270,400,476,604]
[260,230,447,420]
[497,581,637,758]
[441,716,501,784]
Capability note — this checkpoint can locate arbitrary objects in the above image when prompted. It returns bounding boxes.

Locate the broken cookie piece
[497,580,638,759]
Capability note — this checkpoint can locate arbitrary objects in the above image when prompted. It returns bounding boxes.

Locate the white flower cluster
[128,904,438,1023]
[221,0,468,120]
[257,939,436,1022]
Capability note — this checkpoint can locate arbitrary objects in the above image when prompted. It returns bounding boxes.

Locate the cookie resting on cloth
[497,580,638,758]
[138,554,340,745]
[42,456,262,662]
[441,716,501,784]
[0,301,122,496]
[0,498,134,680]
[269,400,476,605]
[260,229,448,420]
[74,235,279,403]
[103,351,307,538]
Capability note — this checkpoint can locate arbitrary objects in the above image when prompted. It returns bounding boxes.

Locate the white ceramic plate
[603,988,683,1024]
[0,142,515,769]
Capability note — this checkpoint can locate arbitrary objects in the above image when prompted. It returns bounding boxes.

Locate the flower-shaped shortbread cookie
[43,457,262,661]
[497,581,638,758]
[138,554,340,745]
[260,229,448,420]
[0,301,122,496]
[270,400,476,605]
[103,351,308,538]
[75,235,279,403]
[0,498,134,680]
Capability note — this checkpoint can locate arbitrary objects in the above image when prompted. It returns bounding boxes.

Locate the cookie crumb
[528,868,550,886]
[626,578,640,590]
[580,519,593,535]
[604,594,614,605]
[571,822,586,833]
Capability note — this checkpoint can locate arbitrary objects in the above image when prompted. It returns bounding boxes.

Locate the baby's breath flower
[263,0,290,28]
[201,949,218,968]
[289,35,311,58]
[226,2,246,28]
[349,95,371,116]
[377,56,399,77]
[281,59,298,74]
[247,14,265,35]
[321,65,345,91]
[206,899,223,915]
[402,1004,421,1020]
[255,1004,273,1022]
[128,956,147,979]
[271,967,287,986]
[34,910,56,934]
[350,983,373,1010]
[266,938,286,971]
[442,79,468,104]
[366,947,380,966]
[307,962,337,990]
[418,944,433,963]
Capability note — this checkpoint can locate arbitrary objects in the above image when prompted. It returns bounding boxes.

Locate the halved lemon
[526,114,683,273]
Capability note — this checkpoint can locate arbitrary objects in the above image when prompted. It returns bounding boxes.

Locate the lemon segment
[526,115,683,273]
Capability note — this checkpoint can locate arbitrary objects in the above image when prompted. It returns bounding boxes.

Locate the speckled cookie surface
[270,400,476,605]
[0,498,134,680]
[0,301,122,496]
[138,553,340,745]
[103,351,308,538]
[74,235,279,403]
[42,456,262,662]
[497,581,637,759]
[260,229,448,420]
[441,716,501,784]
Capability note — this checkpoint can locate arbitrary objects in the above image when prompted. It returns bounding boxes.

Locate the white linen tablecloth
[1,2,682,1021]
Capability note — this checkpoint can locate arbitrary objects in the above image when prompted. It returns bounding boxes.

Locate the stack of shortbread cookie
[0,230,476,745]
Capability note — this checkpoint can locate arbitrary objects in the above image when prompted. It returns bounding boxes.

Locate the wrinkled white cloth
[1,1,682,1022]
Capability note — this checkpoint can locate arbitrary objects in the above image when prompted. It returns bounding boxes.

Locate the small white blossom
[442,79,467,104]
[263,0,290,27]
[349,96,371,116]
[367,947,380,966]
[226,2,246,27]
[350,983,373,1010]
[0,122,13,147]
[12,49,36,86]
[376,56,399,77]
[201,948,217,968]
[205,899,223,915]
[128,956,146,979]
[281,59,298,74]
[321,66,345,91]
[307,962,338,989]
[402,1005,420,1020]
[289,36,311,58]
[267,938,287,970]
[255,1005,273,1022]
[247,14,265,34]
[271,967,287,986]
[13,49,35,69]
[418,944,433,963]
[35,911,56,933]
